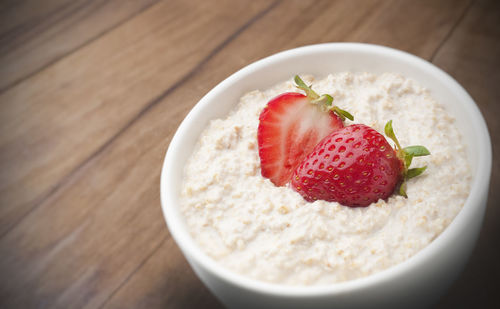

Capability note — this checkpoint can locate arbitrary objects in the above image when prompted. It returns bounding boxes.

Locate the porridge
[180,73,471,285]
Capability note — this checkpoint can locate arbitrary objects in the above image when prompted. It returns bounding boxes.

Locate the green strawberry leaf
[323,94,333,106]
[406,166,428,179]
[294,75,319,99]
[312,94,334,107]
[384,120,395,139]
[386,120,430,199]
[295,75,354,121]
[404,153,414,169]
[399,180,408,198]
[384,120,402,151]
[333,106,354,121]
[403,145,430,157]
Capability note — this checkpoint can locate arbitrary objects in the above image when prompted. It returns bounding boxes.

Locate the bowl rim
[160,43,492,297]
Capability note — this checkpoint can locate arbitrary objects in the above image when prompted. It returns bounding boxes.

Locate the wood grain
[0,0,271,237]
[0,1,277,308]
[0,0,498,308]
[103,237,222,309]
[0,0,159,92]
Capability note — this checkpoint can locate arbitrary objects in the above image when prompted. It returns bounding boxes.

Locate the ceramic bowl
[160,43,492,308]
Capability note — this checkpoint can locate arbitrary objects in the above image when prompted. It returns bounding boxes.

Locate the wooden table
[0,0,498,308]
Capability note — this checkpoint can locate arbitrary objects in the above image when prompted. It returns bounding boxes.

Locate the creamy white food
[180,73,471,286]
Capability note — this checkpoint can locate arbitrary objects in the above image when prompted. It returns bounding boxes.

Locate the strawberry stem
[384,120,431,198]
[294,75,319,99]
[294,75,354,121]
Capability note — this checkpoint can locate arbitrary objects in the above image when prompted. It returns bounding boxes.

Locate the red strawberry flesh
[258,92,343,186]
[291,124,403,207]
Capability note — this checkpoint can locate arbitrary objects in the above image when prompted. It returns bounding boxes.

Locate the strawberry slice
[257,76,352,186]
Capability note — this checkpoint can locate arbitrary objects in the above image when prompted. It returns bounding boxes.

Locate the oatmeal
[180,73,471,285]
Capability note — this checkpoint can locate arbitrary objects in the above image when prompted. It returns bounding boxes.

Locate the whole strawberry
[291,121,430,207]
[258,76,353,186]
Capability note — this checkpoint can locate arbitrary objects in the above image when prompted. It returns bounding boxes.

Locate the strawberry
[258,76,353,186]
[291,121,430,207]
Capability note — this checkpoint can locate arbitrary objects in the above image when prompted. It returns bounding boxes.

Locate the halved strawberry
[258,76,353,186]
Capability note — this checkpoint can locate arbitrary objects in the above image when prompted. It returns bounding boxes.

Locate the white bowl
[160,43,492,308]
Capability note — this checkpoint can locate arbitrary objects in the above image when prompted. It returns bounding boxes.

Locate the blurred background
[0,0,498,308]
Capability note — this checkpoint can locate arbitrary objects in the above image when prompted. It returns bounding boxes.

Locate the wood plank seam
[0,0,160,94]
[430,0,475,62]
[95,2,285,307]
[97,236,168,309]
[0,0,105,52]
[0,0,280,240]
[0,0,79,42]
[96,3,289,307]
[38,1,110,42]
